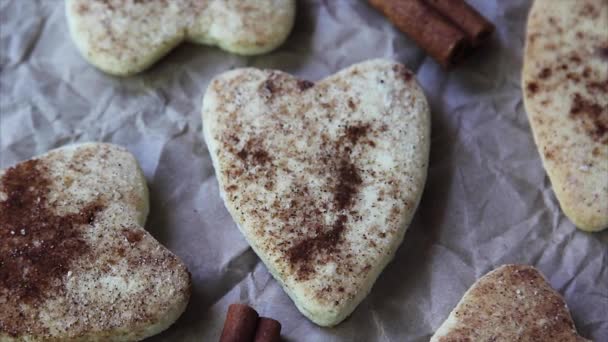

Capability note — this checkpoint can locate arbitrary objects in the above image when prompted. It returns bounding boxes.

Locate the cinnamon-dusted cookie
[522,0,608,232]
[431,265,589,342]
[0,143,191,341]
[66,0,296,76]
[202,59,430,326]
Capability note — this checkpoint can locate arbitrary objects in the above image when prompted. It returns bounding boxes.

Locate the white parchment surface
[1,1,606,341]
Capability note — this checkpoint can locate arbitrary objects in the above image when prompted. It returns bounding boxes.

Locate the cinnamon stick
[253,317,282,342]
[368,0,471,68]
[219,304,259,342]
[425,0,494,47]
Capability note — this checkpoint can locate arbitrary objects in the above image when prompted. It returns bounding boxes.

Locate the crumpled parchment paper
[1,0,606,341]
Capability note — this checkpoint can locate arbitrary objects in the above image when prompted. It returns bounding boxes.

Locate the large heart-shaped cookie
[0,143,191,341]
[522,0,608,232]
[202,59,430,326]
[431,265,589,341]
[66,0,296,75]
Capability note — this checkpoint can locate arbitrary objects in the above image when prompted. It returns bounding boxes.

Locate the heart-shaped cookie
[0,143,191,341]
[202,59,431,326]
[522,0,608,232]
[66,0,296,75]
[431,265,590,341]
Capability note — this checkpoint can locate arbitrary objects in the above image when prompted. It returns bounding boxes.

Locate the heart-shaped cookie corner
[203,59,430,326]
[65,0,296,76]
[431,265,590,342]
[0,143,191,341]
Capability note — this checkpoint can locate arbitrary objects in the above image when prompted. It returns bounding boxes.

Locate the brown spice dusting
[598,46,608,60]
[348,99,356,110]
[264,79,277,94]
[334,160,362,211]
[526,82,539,95]
[569,55,582,63]
[237,139,272,167]
[122,228,144,244]
[287,215,347,278]
[566,72,581,83]
[0,160,104,304]
[252,150,271,165]
[286,124,369,280]
[582,67,592,78]
[297,80,315,91]
[392,64,413,82]
[345,124,370,145]
[569,93,608,143]
[538,67,552,79]
[588,80,608,93]
[76,3,90,14]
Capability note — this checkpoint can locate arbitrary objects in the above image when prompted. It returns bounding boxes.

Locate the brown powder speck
[334,160,362,211]
[538,67,552,79]
[287,215,347,280]
[392,64,413,82]
[582,67,591,78]
[252,150,271,165]
[345,124,369,145]
[348,99,356,110]
[237,148,248,160]
[598,46,608,60]
[566,72,581,83]
[122,228,144,244]
[570,55,582,63]
[0,160,104,304]
[264,79,276,94]
[580,3,598,18]
[76,3,90,14]
[588,80,608,93]
[570,93,608,142]
[236,139,272,167]
[297,80,314,91]
[526,82,539,95]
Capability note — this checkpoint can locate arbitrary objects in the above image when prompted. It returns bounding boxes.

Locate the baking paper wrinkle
[0,0,607,341]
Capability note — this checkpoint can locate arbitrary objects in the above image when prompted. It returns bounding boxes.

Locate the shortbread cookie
[202,59,430,326]
[431,265,589,342]
[0,143,191,341]
[66,0,296,75]
[522,0,608,232]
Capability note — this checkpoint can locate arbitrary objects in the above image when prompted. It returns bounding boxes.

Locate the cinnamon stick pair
[369,0,494,68]
[219,304,281,342]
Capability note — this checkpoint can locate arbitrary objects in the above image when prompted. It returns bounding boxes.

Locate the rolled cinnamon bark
[425,0,494,47]
[219,304,259,342]
[368,0,471,68]
[253,318,282,342]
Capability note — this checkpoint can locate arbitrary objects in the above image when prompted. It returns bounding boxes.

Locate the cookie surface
[431,265,590,342]
[0,143,191,342]
[66,0,296,75]
[522,0,608,232]
[202,59,430,326]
